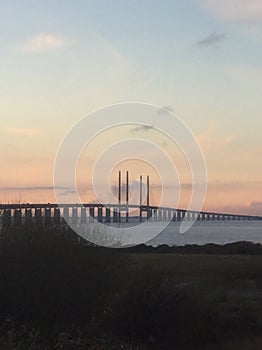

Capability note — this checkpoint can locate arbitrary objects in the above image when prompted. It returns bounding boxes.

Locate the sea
[74,219,262,247]
[147,221,262,247]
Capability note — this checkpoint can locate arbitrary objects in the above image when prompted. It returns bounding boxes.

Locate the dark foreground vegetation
[0,227,262,349]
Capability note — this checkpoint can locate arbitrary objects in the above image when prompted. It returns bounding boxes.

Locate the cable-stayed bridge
[0,202,261,229]
[1,171,261,228]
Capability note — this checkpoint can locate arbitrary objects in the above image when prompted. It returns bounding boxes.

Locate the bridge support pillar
[81,207,86,224]
[2,209,12,228]
[98,207,103,223]
[14,209,22,226]
[44,208,51,226]
[113,208,118,223]
[89,207,95,223]
[25,209,32,225]
[153,208,157,221]
[54,208,61,225]
[35,208,42,225]
[147,208,152,220]
[106,208,111,223]
[72,207,78,224]
[63,207,69,220]
[2,209,11,228]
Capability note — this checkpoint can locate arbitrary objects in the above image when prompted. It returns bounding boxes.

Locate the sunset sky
[0,0,262,215]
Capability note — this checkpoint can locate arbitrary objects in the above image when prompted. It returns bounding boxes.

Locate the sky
[0,0,262,215]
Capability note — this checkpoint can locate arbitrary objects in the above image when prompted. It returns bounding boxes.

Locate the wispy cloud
[0,186,67,192]
[201,0,262,22]
[4,127,41,138]
[157,105,174,115]
[247,201,262,208]
[20,34,68,53]
[208,181,262,191]
[244,201,262,215]
[197,32,226,47]
[130,124,155,133]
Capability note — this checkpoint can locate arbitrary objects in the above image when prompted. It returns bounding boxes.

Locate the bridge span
[0,203,261,229]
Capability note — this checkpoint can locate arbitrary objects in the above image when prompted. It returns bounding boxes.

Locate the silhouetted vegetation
[0,227,262,349]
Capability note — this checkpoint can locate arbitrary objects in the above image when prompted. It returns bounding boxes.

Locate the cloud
[130,124,155,133]
[208,181,262,191]
[58,187,90,197]
[157,105,174,115]
[201,0,262,22]
[247,201,262,209]
[4,127,41,138]
[244,201,262,215]
[0,186,67,192]
[197,32,226,47]
[208,203,262,216]
[20,34,68,53]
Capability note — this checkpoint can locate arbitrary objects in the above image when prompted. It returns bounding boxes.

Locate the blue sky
[0,0,262,213]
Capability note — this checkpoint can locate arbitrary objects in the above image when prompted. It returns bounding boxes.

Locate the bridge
[1,171,261,228]
[0,202,261,229]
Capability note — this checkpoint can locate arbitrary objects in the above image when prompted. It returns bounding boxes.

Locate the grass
[0,227,262,349]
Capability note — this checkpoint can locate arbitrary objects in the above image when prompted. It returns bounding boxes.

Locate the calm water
[1,219,261,247]
[147,221,262,246]
[81,220,262,247]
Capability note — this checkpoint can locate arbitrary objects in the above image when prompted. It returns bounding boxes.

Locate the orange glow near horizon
[0,177,261,216]
[0,123,261,216]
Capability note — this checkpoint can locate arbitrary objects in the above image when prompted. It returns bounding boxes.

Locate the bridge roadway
[0,203,261,228]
